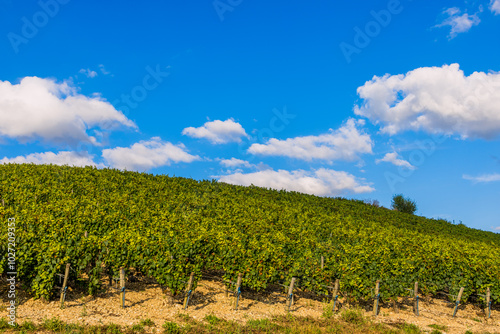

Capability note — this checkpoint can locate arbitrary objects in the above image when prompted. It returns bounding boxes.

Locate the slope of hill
[1,163,499,306]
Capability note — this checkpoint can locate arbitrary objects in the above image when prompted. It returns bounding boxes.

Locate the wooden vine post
[59,263,70,308]
[234,273,242,310]
[120,268,125,308]
[321,256,324,270]
[332,279,340,312]
[373,280,380,316]
[413,281,419,316]
[286,277,296,312]
[84,231,88,238]
[452,287,464,317]
[183,272,195,310]
[486,287,491,319]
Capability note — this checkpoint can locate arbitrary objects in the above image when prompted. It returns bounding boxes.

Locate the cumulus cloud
[0,76,136,145]
[436,8,480,39]
[463,173,500,183]
[354,64,500,139]
[376,152,416,170]
[248,119,372,162]
[182,119,248,144]
[102,137,199,171]
[219,158,254,169]
[1,151,100,167]
[218,168,374,196]
[79,68,98,78]
[491,0,500,14]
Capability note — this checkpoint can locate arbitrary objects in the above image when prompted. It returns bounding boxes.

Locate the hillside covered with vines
[1,163,499,305]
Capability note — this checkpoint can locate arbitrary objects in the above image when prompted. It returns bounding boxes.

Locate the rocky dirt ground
[5,276,500,334]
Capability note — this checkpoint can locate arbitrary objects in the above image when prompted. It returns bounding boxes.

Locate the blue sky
[1,0,499,232]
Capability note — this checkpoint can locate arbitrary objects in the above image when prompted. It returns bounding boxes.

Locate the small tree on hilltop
[391,194,417,214]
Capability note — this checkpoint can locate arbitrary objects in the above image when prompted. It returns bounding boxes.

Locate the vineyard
[1,163,499,308]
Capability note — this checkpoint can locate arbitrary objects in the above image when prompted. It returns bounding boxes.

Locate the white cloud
[1,151,100,167]
[99,64,111,75]
[79,68,98,78]
[248,118,373,162]
[219,158,254,169]
[355,64,500,139]
[494,226,500,231]
[463,173,500,183]
[182,119,248,144]
[218,168,374,196]
[491,0,500,14]
[102,137,199,171]
[436,8,480,39]
[376,152,416,170]
[0,76,136,145]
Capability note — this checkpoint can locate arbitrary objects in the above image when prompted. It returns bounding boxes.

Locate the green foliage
[42,317,64,332]
[400,323,421,334]
[139,319,155,327]
[322,301,335,319]
[340,308,365,325]
[162,321,180,334]
[246,318,275,331]
[20,321,36,331]
[175,313,191,322]
[204,314,222,326]
[428,324,447,331]
[130,323,145,333]
[105,323,123,334]
[1,163,500,305]
[0,317,10,329]
[392,194,417,214]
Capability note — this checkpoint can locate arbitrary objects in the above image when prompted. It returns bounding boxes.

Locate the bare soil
[7,277,500,334]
